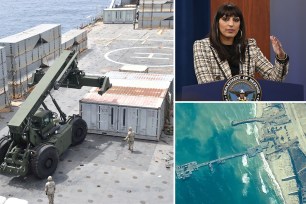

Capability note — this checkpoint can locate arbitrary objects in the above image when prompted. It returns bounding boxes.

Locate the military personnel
[45,176,56,204]
[124,127,135,152]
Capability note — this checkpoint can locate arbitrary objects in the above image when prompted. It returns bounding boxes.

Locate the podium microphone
[237,43,243,75]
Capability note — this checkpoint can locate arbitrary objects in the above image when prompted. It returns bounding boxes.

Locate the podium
[182,80,304,101]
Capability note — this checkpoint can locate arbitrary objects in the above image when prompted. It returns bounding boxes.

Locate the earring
[216,28,219,37]
[238,30,243,39]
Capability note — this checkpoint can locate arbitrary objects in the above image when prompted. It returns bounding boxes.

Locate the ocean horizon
[175,103,284,204]
[0,0,112,38]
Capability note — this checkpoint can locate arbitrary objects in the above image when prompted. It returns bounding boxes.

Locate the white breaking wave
[242,173,250,196]
[259,171,268,194]
[250,103,256,116]
[269,197,278,204]
[259,152,285,202]
[246,123,254,135]
[242,154,248,167]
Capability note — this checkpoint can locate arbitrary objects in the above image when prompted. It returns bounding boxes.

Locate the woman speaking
[193,3,289,84]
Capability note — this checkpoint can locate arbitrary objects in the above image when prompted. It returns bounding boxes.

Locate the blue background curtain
[175,1,210,100]
[270,0,306,99]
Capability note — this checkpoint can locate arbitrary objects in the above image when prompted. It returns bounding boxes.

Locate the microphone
[237,43,243,75]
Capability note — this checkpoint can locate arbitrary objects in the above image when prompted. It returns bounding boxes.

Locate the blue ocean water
[175,103,283,204]
[0,0,112,38]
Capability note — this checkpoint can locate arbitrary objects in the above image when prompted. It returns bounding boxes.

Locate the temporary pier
[176,145,267,179]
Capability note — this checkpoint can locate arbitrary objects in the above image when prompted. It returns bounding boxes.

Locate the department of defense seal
[222,75,262,101]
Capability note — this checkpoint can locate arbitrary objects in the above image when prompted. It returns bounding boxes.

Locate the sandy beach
[255,103,299,204]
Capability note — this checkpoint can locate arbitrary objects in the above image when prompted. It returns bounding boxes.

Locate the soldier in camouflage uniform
[124,127,135,152]
[45,176,56,204]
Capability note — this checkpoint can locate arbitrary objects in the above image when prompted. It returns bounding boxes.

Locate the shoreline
[255,104,285,202]
[255,103,299,204]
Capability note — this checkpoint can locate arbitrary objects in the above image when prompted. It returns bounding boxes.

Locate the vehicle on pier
[0,50,111,179]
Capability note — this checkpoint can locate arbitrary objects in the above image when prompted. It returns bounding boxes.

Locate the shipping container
[80,86,167,141]
[139,3,173,12]
[138,0,173,29]
[22,24,61,43]
[61,30,87,53]
[103,8,136,24]
[80,71,173,141]
[105,71,173,95]
[7,60,41,81]
[0,24,60,56]
[62,29,87,44]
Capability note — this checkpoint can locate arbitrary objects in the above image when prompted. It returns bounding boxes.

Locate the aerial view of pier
[176,103,306,204]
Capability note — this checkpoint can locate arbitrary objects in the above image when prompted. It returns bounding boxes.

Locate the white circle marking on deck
[104,47,173,67]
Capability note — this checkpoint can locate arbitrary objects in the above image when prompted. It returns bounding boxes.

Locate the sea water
[175,103,283,204]
[0,0,113,38]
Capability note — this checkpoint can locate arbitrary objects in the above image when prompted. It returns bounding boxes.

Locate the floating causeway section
[176,145,266,179]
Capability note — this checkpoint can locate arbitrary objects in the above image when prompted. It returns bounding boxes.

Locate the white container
[0,24,60,57]
[103,8,136,24]
[0,38,26,56]
[80,86,167,141]
[61,29,87,53]
[24,34,40,51]
[105,71,173,95]
[6,53,27,71]
[8,60,41,81]
[62,29,87,44]
[24,24,61,42]
[61,38,74,50]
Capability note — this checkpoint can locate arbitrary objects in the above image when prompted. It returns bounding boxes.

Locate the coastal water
[175,103,284,204]
[0,0,113,38]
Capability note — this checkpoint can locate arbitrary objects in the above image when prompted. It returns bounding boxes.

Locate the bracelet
[276,54,289,64]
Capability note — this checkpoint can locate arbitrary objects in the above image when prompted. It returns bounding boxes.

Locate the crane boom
[8,50,110,141]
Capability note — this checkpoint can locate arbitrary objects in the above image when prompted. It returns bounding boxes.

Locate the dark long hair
[209,3,247,62]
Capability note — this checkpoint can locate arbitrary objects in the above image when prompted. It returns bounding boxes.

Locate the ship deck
[0,22,173,204]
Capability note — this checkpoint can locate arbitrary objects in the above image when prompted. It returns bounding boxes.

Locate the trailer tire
[0,137,10,163]
[71,117,87,146]
[31,144,59,179]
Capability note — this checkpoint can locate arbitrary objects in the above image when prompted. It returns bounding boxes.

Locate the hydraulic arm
[0,50,111,178]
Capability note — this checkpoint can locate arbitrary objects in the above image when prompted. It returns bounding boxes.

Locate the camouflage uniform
[45,176,56,204]
[124,127,135,152]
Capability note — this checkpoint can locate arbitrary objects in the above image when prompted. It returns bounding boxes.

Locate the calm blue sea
[175,103,283,204]
[0,0,113,38]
